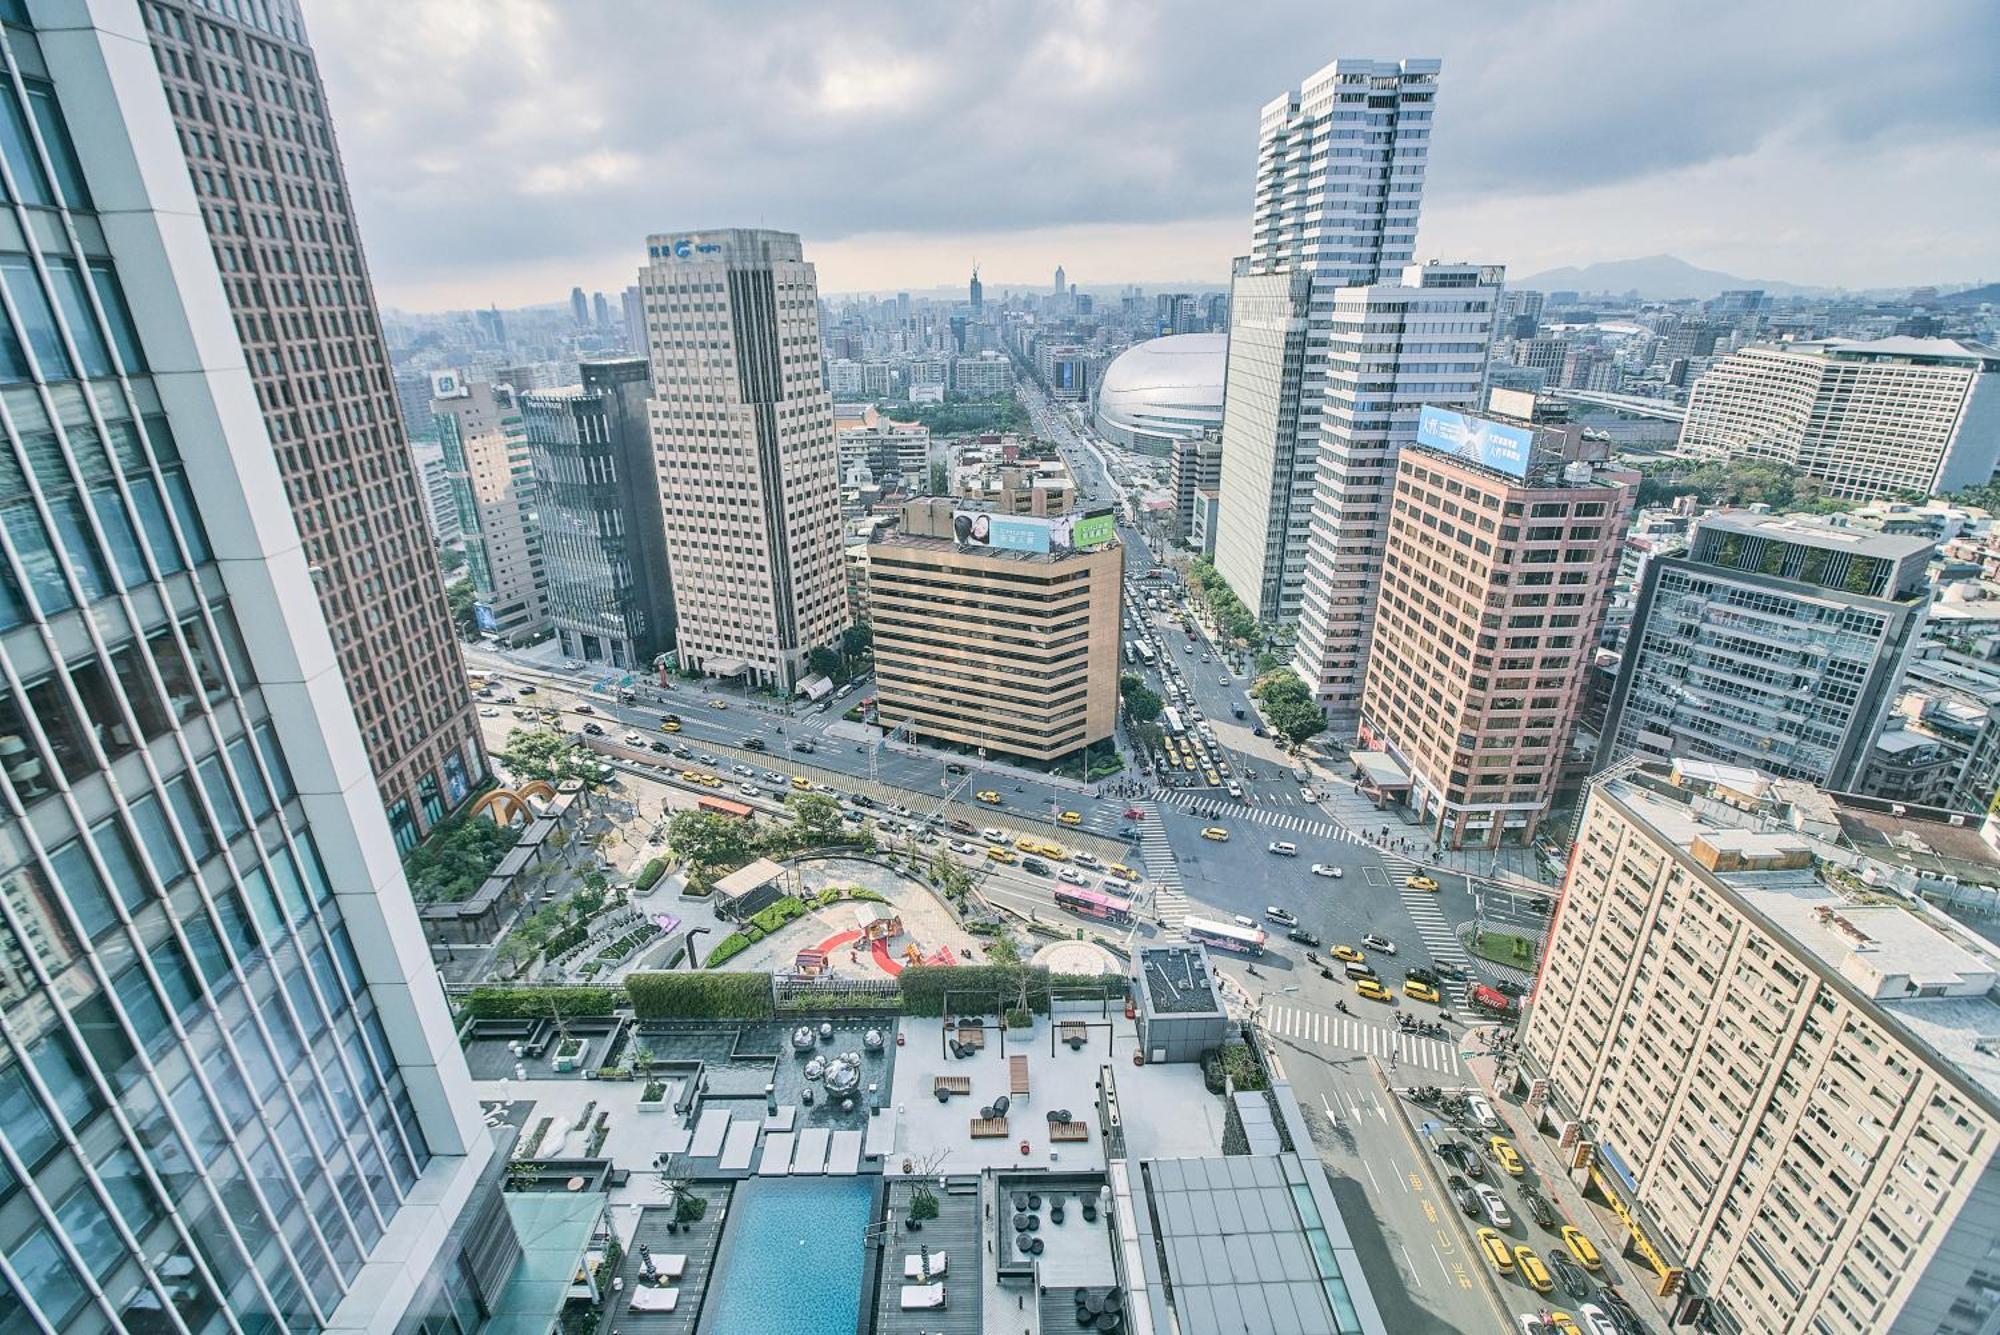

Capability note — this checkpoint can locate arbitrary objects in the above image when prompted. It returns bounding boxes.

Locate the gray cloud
[307,0,1999,304]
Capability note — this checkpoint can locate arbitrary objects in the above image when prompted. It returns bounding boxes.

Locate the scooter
[1333,996,1347,1011]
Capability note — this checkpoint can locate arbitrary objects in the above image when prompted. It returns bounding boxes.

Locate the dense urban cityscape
[0,3,1991,1333]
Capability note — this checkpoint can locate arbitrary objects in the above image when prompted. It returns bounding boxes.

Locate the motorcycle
[1333,995,1347,1010]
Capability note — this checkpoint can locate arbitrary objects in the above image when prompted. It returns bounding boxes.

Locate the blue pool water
[702,1177,876,1335]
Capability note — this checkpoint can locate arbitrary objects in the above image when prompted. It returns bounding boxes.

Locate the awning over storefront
[1350,749,1412,792]
[797,674,835,701]
[706,657,750,677]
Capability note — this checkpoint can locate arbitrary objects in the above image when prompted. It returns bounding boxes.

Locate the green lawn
[1470,929,1540,968]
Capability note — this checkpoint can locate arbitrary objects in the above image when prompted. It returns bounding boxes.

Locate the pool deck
[873,1177,983,1335]
[601,1188,731,1335]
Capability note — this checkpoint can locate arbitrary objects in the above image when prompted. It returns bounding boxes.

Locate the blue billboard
[1414,405,1534,480]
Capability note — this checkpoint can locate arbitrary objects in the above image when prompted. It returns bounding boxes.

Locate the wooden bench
[1009,1054,1030,1098]
[1049,1121,1089,1143]
[955,1026,986,1050]
[969,1118,1010,1139]
[933,1076,972,1097]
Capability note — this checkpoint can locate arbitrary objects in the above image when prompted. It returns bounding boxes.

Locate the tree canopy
[786,791,844,843]
[1633,458,1862,513]
[1119,673,1164,722]
[1250,668,1327,745]
[665,810,755,874]
[402,812,520,904]
[1189,559,1261,643]
[497,728,602,786]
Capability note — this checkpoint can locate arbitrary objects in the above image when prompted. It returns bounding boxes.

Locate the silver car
[1473,1183,1512,1229]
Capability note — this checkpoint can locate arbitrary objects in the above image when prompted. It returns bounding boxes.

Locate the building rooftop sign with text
[1414,405,1534,480]
[951,508,1118,556]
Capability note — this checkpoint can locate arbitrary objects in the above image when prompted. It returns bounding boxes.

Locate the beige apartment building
[1357,405,1635,847]
[869,500,1121,763]
[1523,766,2000,1334]
[431,376,548,643]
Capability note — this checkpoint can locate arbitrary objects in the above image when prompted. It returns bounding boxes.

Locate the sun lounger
[970,1117,1009,1138]
[900,1283,946,1310]
[628,1287,679,1312]
[1009,1054,1029,1097]
[651,1254,687,1280]
[933,1075,972,1097]
[904,1252,949,1278]
[1050,1121,1089,1143]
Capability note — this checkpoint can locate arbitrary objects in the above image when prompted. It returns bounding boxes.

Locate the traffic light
[1657,1267,1686,1299]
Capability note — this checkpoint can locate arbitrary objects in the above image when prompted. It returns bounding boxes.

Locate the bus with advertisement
[1185,916,1266,956]
[1053,885,1134,925]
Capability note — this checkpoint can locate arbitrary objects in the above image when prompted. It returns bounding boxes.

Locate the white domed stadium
[1095,333,1225,452]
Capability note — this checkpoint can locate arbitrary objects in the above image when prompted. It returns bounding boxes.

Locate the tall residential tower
[0,3,512,1329]
[639,230,847,688]
[146,0,484,848]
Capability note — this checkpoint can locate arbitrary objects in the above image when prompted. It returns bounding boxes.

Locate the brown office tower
[143,0,484,846]
[1357,392,1635,848]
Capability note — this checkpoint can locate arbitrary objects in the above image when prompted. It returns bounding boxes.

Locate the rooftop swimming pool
[700,1177,877,1335]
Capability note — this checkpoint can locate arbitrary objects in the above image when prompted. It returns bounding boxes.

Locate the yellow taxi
[1559,1226,1601,1271]
[1490,1136,1524,1176]
[986,846,1016,864]
[1105,863,1140,882]
[1330,944,1364,963]
[699,774,723,788]
[1014,836,1041,854]
[790,776,814,791]
[976,790,1003,805]
[1202,769,1221,786]
[1179,754,1197,772]
[1514,1245,1552,1293]
[1475,1227,1513,1274]
[539,710,561,725]
[659,720,681,733]
[1405,874,1439,892]
[1200,827,1230,842]
[1546,1314,1583,1335]
[1057,810,1081,826]
[679,769,704,783]
[707,698,728,709]
[1035,841,1066,860]
[1354,977,1392,1002]
[1404,978,1440,1003]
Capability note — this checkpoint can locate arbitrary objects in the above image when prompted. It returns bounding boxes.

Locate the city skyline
[314,0,1998,309]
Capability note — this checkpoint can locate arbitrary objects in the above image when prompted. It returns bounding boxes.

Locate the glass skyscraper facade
[0,3,509,1331]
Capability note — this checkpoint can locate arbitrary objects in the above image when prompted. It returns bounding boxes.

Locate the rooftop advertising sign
[1414,405,1534,480]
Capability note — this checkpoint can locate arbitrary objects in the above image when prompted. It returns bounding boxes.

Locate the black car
[1595,1288,1644,1335]
[1445,1174,1480,1218]
[790,739,814,752]
[1437,1139,1484,1180]
[1021,857,1052,877]
[850,794,877,809]
[1551,1248,1592,1300]
[582,722,605,736]
[648,740,671,754]
[945,762,969,775]
[741,737,767,752]
[1494,977,1527,998]
[1285,929,1320,947]
[517,683,536,695]
[1431,960,1468,980]
[1406,966,1442,987]
[660,712,680,724]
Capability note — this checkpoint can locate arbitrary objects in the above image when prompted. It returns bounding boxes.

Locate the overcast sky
[310,0,2000,311]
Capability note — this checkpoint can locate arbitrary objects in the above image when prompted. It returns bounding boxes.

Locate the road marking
[1362,1159,1380,1193]
[1431,1245,1455,1286]
[1400,1245,1424,1288]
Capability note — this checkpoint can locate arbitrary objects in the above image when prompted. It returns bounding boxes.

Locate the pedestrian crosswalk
[1153,790,1343,841]
[1259,1003,1461,1074]
[1135,799,1188,929]
[1402,892,1474,1007]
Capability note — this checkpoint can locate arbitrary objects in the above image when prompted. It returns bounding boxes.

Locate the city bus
[1053,885,1134,925]
[1135,642,1157,667]
[1185,916,1266,956]
[697,795,755,820]
[1162,706,1185,736]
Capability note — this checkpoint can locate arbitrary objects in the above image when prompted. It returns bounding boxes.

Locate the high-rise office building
[1598,513,1934,787]
[521,359,673,667]
[1168,431,1226,544]
[147,0,485,850]
[1355,403,1634,847]
[1214,56,1443,626]
[1290,263,1502,722]
[1678,337,2000,501]
[431,375,547,645]
[568,285,588,328]
[620,284,645,356]
[640,229,847,688]
[871,501,1121,763]
[1525,766,2000,1335]
[0,6,514,1329]
[1053,264,1066,294]
[968,267,983,313]
[590,290,610,330]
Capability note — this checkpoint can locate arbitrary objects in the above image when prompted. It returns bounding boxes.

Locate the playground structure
[468,779,558,827]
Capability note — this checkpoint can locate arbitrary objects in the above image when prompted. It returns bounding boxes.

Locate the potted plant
[907,1184,939,1231]
[552,1035,589,1072]
[637,1079,670,1112]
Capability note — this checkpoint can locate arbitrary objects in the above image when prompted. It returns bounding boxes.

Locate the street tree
[665,810,755,874]
[786,791,844,843]
[497,728,600,786]
[1119,674,1164,723]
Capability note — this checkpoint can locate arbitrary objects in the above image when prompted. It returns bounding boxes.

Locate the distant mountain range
[1513,255,1824,301]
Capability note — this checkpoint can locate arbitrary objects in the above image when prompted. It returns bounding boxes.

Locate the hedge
[703,933,754,967]
[626,970,773,1020]
[747,895,809,937]
[635,858,667,890]
[464,986,625,1020]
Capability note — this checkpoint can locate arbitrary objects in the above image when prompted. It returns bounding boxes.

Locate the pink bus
[1053,885,1134,925]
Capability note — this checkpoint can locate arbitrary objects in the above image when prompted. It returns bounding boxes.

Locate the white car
[1466,1093,1499,1130]
[981,827,1006,842]
[738,784,760,798]
[1232,914,1258,929]
[1360,933,1397,955]
[1473,1183,1512,1229]
[1574,1305,1620,1335]
[1056,868,1089,886]
[1264,906,1298,926]
[952,841,979,855]
[762,770,784,784]
[1267,841,1298,857]
[1310,864,1345,879]
[1299,787,1318,802]
[623,731,646,746]
[733,764,755,777]
[1071,851,1101,869]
